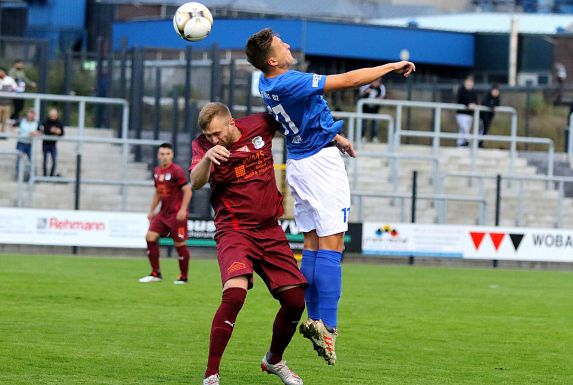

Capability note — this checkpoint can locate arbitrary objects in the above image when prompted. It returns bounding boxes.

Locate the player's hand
[147,211,155,221]
[393,61,416,78]
[334,135,356,158]
[176,209,187,222]
[205,145,230,166]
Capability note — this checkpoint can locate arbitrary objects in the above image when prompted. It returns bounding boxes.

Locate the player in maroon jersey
[139,143,192,284]
[190,103,306,385]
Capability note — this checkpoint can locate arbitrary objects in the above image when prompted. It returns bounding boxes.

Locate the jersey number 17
[271,104,300,136]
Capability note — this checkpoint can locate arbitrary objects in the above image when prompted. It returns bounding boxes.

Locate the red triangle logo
[470,232,486,250]
[489,233,506,251]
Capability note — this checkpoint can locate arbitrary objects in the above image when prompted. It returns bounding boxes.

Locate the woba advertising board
[362,222,573,263]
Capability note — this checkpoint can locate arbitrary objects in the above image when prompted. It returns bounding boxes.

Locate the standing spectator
[0,67,17,137]
[358,78,385,142]
[9,59,36,121]
[456,75,478,147]
[40,108,64,177]
[15,108,40,178]
[479,84,501,148]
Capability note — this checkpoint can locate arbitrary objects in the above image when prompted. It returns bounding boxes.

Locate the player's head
[0,67,6,78]
[157,142,174,167]
[245,28,293,73]
[198,102,240,148]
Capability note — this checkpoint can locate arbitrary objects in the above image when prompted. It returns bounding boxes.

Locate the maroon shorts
[215,224,307,292]
[149,213,188,242]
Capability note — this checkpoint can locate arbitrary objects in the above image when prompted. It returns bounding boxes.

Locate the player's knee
[221,287,247,313]
[278,286,306,316]
[146,232,159,242]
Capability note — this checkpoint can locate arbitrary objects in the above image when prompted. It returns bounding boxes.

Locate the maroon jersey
[190,113,283,231]
[153,163,188,215]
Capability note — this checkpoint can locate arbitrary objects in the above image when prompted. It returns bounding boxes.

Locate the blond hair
[198,102,231,131]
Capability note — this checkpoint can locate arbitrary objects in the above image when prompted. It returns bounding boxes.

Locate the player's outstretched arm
[324,61,415,92]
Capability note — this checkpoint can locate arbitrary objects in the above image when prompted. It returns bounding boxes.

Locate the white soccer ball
[173,2,213,42]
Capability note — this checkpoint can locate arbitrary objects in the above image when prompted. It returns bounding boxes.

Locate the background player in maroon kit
[190,103,306,385]
[139,143,192,284]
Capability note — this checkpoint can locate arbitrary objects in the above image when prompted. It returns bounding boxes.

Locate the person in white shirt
[15,108,40,177]
[0,67,17,136]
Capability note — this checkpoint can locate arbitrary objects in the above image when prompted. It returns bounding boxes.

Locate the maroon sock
[205,287,247,378]
[146,240,160,273]
[175,245,190,278]
[268,286,306,364]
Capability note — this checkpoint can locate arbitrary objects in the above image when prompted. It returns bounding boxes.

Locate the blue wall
[26,0,86,57]
[113,18,474,67]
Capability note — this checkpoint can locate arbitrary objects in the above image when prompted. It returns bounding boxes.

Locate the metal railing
[349,151,441,196]
[331,111,395,149]
[0,132,163,210]
[568,112,573,163]
[355,98,556,175]
[0,149,29,207]
[351,190,487,224]
[441,171,573,228]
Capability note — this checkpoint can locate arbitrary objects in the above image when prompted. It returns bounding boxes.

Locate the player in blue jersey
[245,28,415,365]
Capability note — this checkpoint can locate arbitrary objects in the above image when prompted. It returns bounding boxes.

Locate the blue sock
[314,249,342,329]
[300,249,319,320]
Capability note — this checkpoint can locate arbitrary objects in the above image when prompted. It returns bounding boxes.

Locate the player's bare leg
[139,231,162,282]
[299,231,343,365]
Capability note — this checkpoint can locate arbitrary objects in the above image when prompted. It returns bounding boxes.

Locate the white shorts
[286,146,350,237]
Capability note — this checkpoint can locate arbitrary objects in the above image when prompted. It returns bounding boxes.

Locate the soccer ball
[173,2,213,42]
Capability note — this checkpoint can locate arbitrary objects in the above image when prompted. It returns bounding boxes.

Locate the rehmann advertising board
[0,208,361,253]
[363,222,573,263]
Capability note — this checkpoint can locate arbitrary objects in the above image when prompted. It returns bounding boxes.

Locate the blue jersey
[259,70,344,160]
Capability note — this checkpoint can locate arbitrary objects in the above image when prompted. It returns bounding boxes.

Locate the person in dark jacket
[456,75,478,147]
[40,108,64,176]
[479,84,501,148]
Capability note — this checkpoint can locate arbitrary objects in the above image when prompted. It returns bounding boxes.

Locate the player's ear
[267,56,277,67]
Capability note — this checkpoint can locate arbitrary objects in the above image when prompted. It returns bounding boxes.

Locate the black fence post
[228,58,235,115]
[409,170,418,265]
[63,50,72,126]
[493,174,502,268]
[72,152,82,255]
[105,53,113,127]
[525,82,532,151]
[154,67,161,140]
[405,75,413,142]
[183,45,192,139]
[95,36,104,128]
[38,40,49,119]
[172,88,179,160]
[210,43,220,102]
[130,47,144,162]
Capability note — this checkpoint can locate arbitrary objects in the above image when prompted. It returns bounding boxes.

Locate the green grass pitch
[0,254,572,385]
